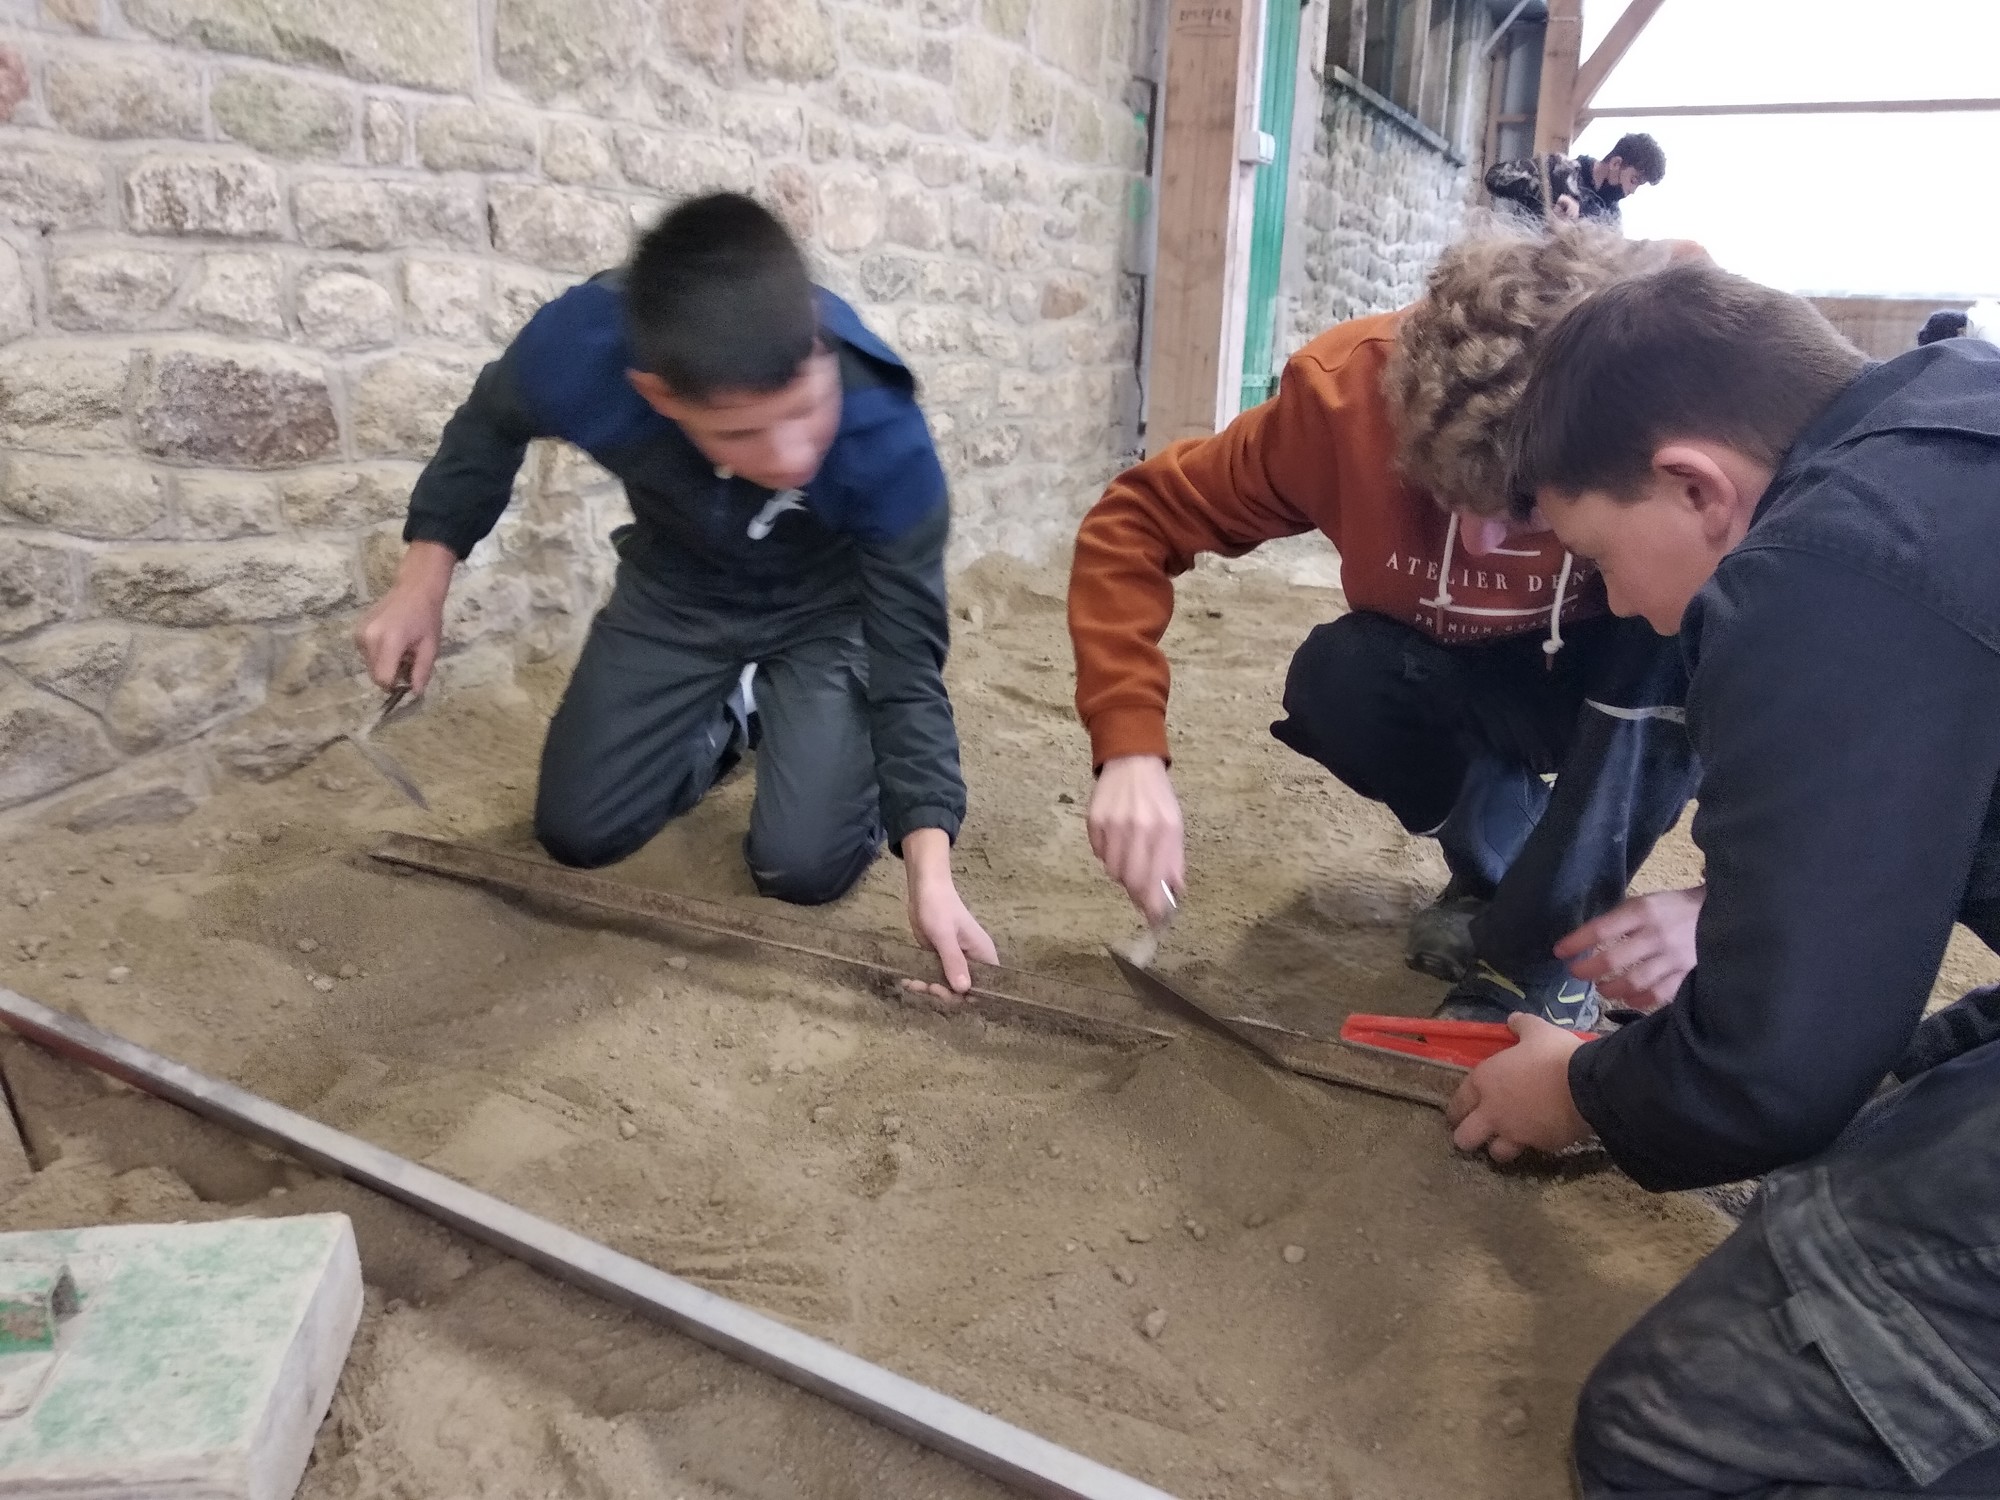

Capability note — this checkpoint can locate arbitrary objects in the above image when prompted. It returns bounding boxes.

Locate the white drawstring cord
[1419,510,1460,634]
[1543,550,1575,663]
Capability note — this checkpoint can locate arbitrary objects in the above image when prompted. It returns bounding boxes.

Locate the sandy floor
[2,553,1994,1499]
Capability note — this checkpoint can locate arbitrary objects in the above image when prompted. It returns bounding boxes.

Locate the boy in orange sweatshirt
[1069,224,1703,1024]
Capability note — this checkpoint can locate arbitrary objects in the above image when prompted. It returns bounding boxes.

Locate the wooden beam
[1334,0,1368,76]
[1532,0,1581,155]
[1571,0,1666,122]
[1147,0,1264,450]
[0,987,1180,1500]
[1586,96,2000,120]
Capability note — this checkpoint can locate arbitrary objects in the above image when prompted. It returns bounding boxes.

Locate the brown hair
[1384,218,1674,516]
[1507,259,1869,516]
[1608,132,1666,185]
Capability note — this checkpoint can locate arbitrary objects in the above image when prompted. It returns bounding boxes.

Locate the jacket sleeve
[848,425,966,851]
[403,348,545,559]
[1067,355,1331,767]
[1569,547,2000,1191]
[1483,155,1545,212]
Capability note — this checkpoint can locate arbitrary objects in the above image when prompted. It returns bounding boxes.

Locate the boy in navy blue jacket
[357,194,995,989]
[1452,258,2000,1494]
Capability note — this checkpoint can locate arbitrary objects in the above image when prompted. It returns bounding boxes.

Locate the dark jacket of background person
[1567,339,2000,1189]
[1485,152,1622,226]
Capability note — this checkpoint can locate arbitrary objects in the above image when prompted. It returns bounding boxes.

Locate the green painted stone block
[0,1214,361,1500]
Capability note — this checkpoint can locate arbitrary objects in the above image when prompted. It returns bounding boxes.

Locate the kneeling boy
[357,193,994,989]
[1453,257,2000,1494]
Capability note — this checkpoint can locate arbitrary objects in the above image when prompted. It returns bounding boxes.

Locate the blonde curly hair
[1385,218,1676,515]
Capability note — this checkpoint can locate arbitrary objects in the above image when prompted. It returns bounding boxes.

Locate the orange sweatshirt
[1068,310,1606,767]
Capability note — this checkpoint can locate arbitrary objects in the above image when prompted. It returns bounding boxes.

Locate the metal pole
[0,988,1180,1500]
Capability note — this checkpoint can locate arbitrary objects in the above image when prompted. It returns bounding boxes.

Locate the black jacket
[403,277,966,848]
[1570,340,2000,1190]
[1484,152,1622,226]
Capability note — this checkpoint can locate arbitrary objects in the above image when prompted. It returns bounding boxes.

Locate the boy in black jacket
[1451,258,2000,1495]
[356,193,995,989]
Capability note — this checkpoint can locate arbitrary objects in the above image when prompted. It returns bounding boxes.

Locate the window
[1327,0,1488,152]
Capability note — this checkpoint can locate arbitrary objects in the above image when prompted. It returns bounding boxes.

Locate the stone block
[897,306,967,355]
[175,471,282,537]
[0,146,107,231]
[442,566,533,650]
[720,97,804,156]
[1,455,167,539]
[361,98,404,165]
[0,538,81,641]
[106,624,266,750]
[401,258,484,342]
[920,260,991,305]
[48,248,181,331]
[756,162,812,242]
[859,252,919,303]
[416,103,540,173]
[351,351,480,459]
[982,0,1028,40]
[292,177,392,250]
[133,345,338,468]
[387,180,484,249]
[744,0,836,81]
[0,676,118,809]
[663,0,735,75]
[1033,0,1104,81]
[1040,269,1091,319]
[123,154,282,238]
[647,67,717,131]
[297,268,396,350]
[46,49,204,139]
[1009,58,1058,139]
[62,775,204,831]
[542,119,614,185]
[488,265,555,342]
[883,174,947,250]
[186,252,284,337]
[845,12,918,70]
[807,116,848,162]
[953,36,1011,138]
[279,464,410,529]
[496,0,648,103]
[0,241,29,346]
[94,541,354,628]
[1054,86,1105,161]
[837,73,886,125]
[882,77,952,134]
[1,621,131,711]
[613,130,757,198]
[124,0,475,92]
[487,184,631,272]
[0,43,26,120]
[912,140,970,188]
[817,168,882,254]
[211,68,352,159]
[919,0,972,25]
[0,343,129,455]
[271,616,363,695]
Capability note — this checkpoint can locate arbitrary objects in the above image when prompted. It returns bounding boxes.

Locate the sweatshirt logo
[747,489,808,540]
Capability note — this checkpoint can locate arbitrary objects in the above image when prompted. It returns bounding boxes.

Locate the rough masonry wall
[0,0,1148,824]
[1283,81,1480,348]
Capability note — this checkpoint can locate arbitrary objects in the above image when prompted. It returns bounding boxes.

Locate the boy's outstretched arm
[356,353,541,692]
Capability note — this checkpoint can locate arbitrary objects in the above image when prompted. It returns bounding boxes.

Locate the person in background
[355,193,996,991]
[1485,132,1667,227]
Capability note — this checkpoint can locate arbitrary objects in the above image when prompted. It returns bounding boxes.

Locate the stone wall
[1283,72,1485,349]
[0,0,1150,823]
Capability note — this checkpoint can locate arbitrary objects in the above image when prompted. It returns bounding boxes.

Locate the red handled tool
[1338,1014,1521,1071]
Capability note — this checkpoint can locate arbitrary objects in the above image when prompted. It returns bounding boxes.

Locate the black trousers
[534,563,883,904]
[1270,611,1699,985]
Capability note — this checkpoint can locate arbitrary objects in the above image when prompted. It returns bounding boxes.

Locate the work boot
[1435,961,1601,1031]
[1404,879,1487,982]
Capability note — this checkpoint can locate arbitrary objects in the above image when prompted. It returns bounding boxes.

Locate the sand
[3,552,1994,1499]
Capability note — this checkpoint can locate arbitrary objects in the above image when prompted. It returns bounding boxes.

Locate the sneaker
[1435,961,1601,1031]
[1404,881,1487,983]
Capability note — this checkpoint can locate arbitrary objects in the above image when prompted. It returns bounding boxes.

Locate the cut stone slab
[0,1213,360,1499]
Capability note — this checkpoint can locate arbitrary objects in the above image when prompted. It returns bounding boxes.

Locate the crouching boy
[1451,257,2000,1494]
[357,193,994,989]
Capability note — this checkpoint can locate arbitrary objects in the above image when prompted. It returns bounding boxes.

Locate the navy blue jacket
[403,278,965,847]
[1570,339,2000,1191]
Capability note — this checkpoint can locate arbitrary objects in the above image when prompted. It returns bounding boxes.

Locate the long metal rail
[0,987,1179,1500]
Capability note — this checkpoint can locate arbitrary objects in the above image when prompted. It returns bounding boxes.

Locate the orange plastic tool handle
[1339,1014,1521,1069]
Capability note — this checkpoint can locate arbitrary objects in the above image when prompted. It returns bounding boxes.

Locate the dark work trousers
[1269,610,1699,987]
[1575,991,2000,1498]
[534,562,883,904]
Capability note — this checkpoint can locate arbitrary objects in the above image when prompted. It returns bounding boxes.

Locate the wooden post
[1532,0,1581,156]
[1571,0,1666,126]
[1147,0,1265,452]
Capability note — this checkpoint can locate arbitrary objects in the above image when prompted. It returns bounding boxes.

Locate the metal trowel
[344,672,430,810]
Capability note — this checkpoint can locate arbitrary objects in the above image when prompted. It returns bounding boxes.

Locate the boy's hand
[1087,755,1185,923]
[1556,884,1705,1013]
[355,541,456,693]
[1446,1014,1592,1163]
[901,828,997,996]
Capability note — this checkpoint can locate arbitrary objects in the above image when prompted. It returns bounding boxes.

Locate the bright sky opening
[1570,0,2000,297]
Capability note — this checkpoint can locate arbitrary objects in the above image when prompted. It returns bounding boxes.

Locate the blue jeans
[1576,1005,2000,1498]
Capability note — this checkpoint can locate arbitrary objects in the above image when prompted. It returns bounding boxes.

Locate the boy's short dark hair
[1607,132,1666,185]
[1507,259,1868,515]
[625,192,817,401]
[1918,309,1970,346]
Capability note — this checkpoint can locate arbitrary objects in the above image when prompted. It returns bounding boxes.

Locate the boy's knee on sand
[746,831,878,906]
